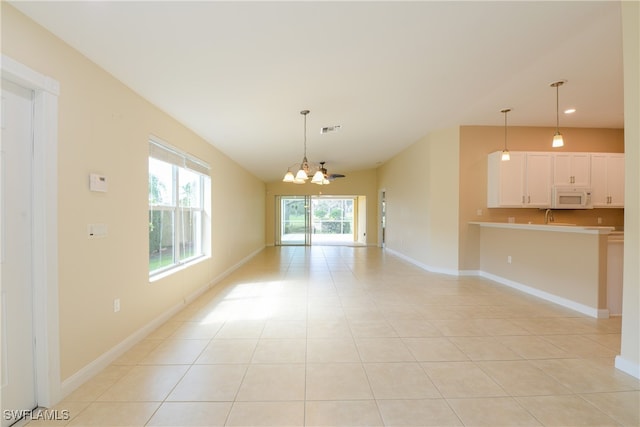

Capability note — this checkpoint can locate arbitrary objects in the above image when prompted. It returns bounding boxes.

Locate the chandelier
[282,110,330,185]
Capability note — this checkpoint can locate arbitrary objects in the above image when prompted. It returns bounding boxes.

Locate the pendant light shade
[311,169,325,184]
[500,108,511,161]
[552,132,564,148]
[282,170,295,182]
[550,80,566,148]
[311,161,330,185]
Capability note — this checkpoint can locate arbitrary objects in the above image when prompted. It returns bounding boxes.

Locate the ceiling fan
[311,161,346,185]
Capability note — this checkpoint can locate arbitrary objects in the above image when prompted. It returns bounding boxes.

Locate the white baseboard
[60,246,264,398]
[615,355,640,379]
[458,269,481,276]
[384,248,461,276]
[479,271,608,319]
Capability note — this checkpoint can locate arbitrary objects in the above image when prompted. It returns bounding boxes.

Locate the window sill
[149,255,210,283]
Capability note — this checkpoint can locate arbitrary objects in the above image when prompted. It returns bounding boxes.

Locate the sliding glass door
[277,196,311,245]
[276,195,357,246]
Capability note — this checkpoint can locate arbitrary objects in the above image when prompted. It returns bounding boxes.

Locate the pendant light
[500,108,511,161]
[282,110,311,184]
[282,110,337,185]
[550,80,566,148]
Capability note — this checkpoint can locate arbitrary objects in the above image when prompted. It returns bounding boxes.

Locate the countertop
[469,221,616,235]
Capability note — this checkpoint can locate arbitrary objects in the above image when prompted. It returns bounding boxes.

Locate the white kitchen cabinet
[591,153,625,207]
[487,151,552,208]
[487,151,525,207]
[553,153,591,186]
[525,153,553,207]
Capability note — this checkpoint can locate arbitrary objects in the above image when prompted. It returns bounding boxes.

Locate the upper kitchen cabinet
[553,153,591,186]
[525,153,553,207]
[487,151,552,208]
[591,153,625,207]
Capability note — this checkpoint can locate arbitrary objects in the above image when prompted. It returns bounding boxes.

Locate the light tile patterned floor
[27,246,639,426]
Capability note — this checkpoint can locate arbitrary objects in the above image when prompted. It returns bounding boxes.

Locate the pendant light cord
[504,110,508,150]
[555,84,560,132]
[303,111,307,157]
[300,109,309,162]
[500,108,511,151]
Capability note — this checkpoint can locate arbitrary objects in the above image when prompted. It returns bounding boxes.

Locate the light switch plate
[88,223,108,238]
[89,173,108,192]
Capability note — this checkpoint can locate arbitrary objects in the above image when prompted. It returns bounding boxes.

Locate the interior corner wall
[2,4,265,383]
[264,168,379,246]
[377,127,460,274]
[618,0,640,378]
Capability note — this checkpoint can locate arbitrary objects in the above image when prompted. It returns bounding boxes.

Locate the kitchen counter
[469,221,615,234]
[469,221,612,318]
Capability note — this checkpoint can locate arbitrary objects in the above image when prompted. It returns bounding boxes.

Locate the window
[148,138,210,276]
[312,197,354,237]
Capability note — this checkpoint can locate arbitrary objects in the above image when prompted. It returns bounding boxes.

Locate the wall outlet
[507,217,515,223]
[597,217,603,224]
[113,298,120,313]
[476,209,483,216]
[507,255,512,264]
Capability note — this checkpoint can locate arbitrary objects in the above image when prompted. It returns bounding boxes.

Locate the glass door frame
[275,195,311,246]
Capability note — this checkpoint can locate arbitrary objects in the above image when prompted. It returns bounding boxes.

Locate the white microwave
[552,186,593,209]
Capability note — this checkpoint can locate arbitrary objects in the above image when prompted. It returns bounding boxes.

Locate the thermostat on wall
[89,173,108,192]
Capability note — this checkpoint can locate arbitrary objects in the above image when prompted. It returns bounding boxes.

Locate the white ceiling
[11,1,624,182]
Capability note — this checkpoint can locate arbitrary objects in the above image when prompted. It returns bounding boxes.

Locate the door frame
[379,189,386,248]
[1,55,61,407]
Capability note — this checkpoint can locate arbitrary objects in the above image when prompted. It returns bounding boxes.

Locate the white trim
[615,356,640,379]
[458,269,481,276]
[1,55,60,96]
[479,271,608,318]
[384,248,461,276]
[61,245,265,397]
[2,55,61,407]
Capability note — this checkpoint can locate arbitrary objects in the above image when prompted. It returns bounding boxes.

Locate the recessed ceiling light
[564,108,576,114]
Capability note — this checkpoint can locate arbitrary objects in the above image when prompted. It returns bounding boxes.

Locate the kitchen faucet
[544,209,554,224]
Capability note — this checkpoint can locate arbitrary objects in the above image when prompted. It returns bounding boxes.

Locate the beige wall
[378,127,460,273]
[619,1,640,377]
[2,5,265,381]
[459,126,625,271]
[265,168,378,246]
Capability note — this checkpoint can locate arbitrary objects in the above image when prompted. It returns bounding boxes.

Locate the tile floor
[27,246,639,426]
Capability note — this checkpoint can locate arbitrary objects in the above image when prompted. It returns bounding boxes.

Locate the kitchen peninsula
[469,221,615,318]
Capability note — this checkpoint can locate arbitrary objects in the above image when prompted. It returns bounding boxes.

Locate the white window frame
[148,137,210,277]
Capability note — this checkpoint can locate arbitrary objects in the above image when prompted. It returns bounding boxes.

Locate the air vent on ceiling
[320,125,341,134]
